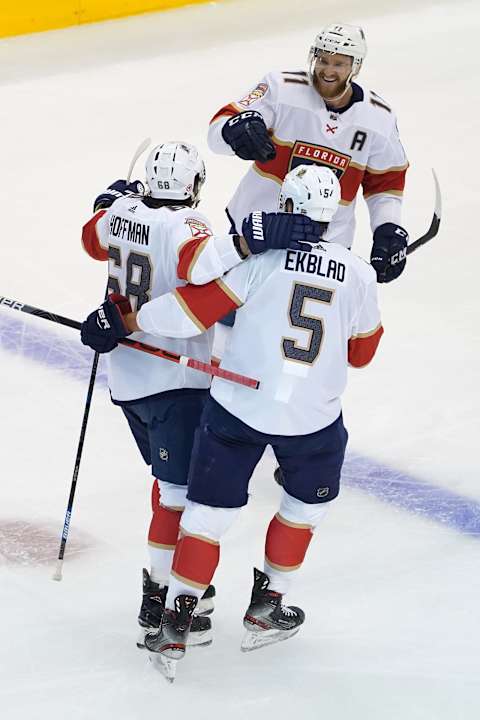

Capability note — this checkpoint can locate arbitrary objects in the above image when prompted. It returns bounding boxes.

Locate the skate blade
[240,627,300,653]
[137,627,212,650]
[149,653,177,683]
[137,627,151,649]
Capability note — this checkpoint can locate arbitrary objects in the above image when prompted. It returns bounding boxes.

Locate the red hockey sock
[171,531,220,590]
[148,481,183,586]
[265,513,313,571]
[148,504,182,549]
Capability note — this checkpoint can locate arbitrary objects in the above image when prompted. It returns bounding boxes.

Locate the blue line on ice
[2,312,479,538]
[0,312,108,387]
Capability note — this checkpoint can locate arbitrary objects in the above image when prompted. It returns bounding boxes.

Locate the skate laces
[280,604,297,618]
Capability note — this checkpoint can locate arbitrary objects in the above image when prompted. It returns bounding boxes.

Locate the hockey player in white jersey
[81,165,384,678]
[80,142,323,652]
[208,23,409,287]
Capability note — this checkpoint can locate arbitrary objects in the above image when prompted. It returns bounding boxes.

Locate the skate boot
[145,594,198,683]
[241,568,305,652]
[137,569,212,649]
[197,582,216,616]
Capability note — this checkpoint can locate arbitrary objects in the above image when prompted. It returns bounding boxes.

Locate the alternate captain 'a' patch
[288,142,351,179]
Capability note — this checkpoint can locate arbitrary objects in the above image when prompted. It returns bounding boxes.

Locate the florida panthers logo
[184,217,212,242]
[289,142,351,179]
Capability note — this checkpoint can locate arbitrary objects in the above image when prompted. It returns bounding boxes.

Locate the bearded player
[208,23,409,287]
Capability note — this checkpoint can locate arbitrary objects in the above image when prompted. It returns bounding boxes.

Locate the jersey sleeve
[207,74,277,155]
[172,210,243,285]
[362,117,409,232]
[137,258,256,338]
[81,210,109,261]
[348,269,384,368]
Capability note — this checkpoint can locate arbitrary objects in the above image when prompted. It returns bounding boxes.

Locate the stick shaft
[0,296,260,389]
[53,347,100,577]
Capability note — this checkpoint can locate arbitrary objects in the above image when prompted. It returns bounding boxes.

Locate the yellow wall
[0,0,212,38]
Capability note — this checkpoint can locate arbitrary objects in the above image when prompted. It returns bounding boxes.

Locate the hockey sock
[148,480,183,586]
[264,513,313,595]
[166,530,220,610]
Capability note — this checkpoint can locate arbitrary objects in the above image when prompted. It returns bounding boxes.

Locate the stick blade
[52,560,63,582]
[432,168,442,220]
[127,137,151,182]
[407,168,441,255]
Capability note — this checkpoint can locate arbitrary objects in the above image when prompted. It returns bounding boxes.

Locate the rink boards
[0,0,213,38]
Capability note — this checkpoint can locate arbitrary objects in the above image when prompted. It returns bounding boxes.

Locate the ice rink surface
[1,0,479,717]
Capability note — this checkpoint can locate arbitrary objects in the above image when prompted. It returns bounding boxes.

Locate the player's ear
[285,198,294,214]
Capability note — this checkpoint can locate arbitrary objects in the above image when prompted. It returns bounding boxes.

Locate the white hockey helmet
[145,141,206,204]
[278,165,341,223]
[308,23,367,84]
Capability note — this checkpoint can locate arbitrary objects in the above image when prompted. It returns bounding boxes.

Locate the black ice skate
[241,568,305,652]
[145,594,198,683]
[197,582,216,616]
[137,569,212,649]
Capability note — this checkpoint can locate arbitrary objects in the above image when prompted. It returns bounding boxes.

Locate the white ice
[0,1,479,718]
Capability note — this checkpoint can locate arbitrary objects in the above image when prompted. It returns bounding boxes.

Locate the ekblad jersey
[137,242,384,435]
[208,72,408,248]
[81,195,242,401]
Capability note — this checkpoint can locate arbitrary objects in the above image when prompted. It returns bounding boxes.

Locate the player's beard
[314,75,348,102]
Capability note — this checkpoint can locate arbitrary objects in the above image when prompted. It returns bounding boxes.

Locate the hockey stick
[52,322,100,581]
[48,136,149,581]
[407,169,441,255]
[127,137,151,182]
[0,296,260,389]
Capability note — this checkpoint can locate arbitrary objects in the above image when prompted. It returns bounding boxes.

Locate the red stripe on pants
[172,534,219,587]
[265,514,313,569]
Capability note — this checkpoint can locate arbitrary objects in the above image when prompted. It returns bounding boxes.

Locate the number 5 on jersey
[282,282,334,365]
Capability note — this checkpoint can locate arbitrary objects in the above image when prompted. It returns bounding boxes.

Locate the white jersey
[137,242,383,435]
[81,195,242,401]
[208,72,408,248]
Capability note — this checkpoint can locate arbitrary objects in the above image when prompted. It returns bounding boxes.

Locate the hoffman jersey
[81,195,243,402]
[208,71,408,248]
[137,242,383,436]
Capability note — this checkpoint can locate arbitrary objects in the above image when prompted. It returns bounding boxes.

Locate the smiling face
[313,51,353,101]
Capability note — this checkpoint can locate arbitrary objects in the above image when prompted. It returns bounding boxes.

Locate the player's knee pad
[278,489,332,528]
[157,479,187,510]
[180,499,241,542]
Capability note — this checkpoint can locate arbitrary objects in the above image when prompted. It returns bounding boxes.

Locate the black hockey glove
[221,111,276,162]
[93,179,145,213]
[242,211,322,254]
[370,222,408,283]
[80,294,133,354]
